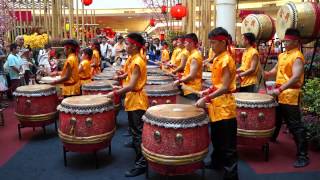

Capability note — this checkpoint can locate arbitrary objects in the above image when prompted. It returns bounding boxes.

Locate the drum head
[143,104,208,128]
[93,73,114,80]
[202,72,211,80]
[147,68,164,75]
[145,84,179,96]
[147,75,173,85]
[233,93,277,108]
[276,2,296,40]
[58,95,113,114]
[14,84,57,97]
[241,14,261,40]
[82,80,118,91]
[39,76,61,84]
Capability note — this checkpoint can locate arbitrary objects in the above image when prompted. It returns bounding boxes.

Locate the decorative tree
[0,0,15,39]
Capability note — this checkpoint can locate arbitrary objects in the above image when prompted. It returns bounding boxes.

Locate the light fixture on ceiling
[128,17,133,19]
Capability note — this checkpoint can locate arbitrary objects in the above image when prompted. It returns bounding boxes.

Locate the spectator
[37,44,52,75]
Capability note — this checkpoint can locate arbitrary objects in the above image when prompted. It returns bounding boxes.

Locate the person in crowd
[100,36,113,68]
[236,32,260,92]
[37,44,52,75]
[173,33,203,101]
[113,36,126,62]
[15,35,25,56]
[265,28,309,168]
[4,43,23,100]
[152,38,162,61]
[0,40,8,106]
[91,39,102,76]
[79,48,93,85]
[20,48,34,85]
[160,41,170,70]
[195,27,238,180]
[50,39,80,97]
[107,32,148,177]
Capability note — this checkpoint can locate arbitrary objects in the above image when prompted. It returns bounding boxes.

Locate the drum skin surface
[14,84,58,127]
[241,14,275,41]
[57,95,115,152]
[142,104,209,175]
[147,75,174,85]
[234,93,278,146]
[145,84,179,106]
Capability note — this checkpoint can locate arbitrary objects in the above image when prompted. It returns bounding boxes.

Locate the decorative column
[52,0,59,39]
[215,0,237,40]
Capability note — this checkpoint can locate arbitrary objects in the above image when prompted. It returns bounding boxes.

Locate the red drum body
[147,75,174,85]
[145,84,180,106]
[234,93,277,146]
[57,95,115,152]
[14,85,58,127]
[142,104,209,176]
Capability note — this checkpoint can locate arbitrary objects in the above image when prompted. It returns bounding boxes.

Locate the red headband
[127,37,143,48]
[210,35,229,41]
[177,38,185,42]
[184,38,196,43]
[283,35,299,41]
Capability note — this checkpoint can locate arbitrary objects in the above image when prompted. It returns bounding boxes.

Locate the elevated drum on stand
[241,14,275,41]
[142,104,209,176]
[145,84,180,106]
[57,95,115,168]
[234,93,278,161]
[14,84,59,139]
[276,1,320,43]
[147,75,174,85]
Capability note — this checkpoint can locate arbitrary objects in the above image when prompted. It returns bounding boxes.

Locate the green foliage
[303,78,320,114]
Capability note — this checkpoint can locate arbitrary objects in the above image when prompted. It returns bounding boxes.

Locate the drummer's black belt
[64,82,77,86]
[80,77,91,80]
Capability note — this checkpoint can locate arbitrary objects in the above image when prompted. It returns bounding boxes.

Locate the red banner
[13,11,33,22]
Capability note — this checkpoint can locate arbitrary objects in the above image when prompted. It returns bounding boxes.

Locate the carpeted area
[0,99,320,180]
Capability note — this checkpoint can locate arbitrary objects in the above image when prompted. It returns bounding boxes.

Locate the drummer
[90,39,102,76]
[50,39,80,97]
[79,48,93,85]
[195,27,238,180]
[107,32,148,177]
[173,33,203,101]
[168,36,182,68]
[160,41,170,71]
[264,28,309,167]
[236,33,260,92]
[170,35,190,75]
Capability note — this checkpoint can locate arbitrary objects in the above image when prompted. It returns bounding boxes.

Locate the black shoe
[293,156,310,168]
[124,141,134,148]
[124,167,146,177]
[204,161,221,170]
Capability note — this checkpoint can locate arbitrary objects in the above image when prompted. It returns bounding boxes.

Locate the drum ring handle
[153,130,161,142]
[69,117,77,135]
[166,99,171,104]
[240,112,248,121]
[26,99,32,106]
[258,112,265,121]
[175,133,183,144]
[151,100,158,106]
[85,117,93,128]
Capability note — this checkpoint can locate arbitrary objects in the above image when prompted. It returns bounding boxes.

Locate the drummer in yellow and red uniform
[173,33,203,101]
[90,39,102,76]
[107,33,148,177]
[236,32,260,92]
[170,35,190,75]
[160,41,170,71]
[168,36,182,68]
[50,39,80,97]
[78,48,93,86]
[264,28,309,168]
[195,27,238,180]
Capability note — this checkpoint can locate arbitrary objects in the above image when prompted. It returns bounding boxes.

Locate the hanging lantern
[160,33,165,41]
[82,0,93,6]
[161,5,167,14]
[170,3,187,20]
[150,18,156,27]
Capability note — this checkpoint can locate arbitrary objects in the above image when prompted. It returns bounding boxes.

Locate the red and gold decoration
[82,0,93,6]
[150,18,156,27]
[170,3,187,20]
[145,84,179,106]
[241,14,275,41]
[161,5,167,14]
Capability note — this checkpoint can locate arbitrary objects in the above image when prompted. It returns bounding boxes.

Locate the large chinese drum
[57,95,115,152]
[142,104,209,176]
[234,93,277,146]
[93,72,114,81]
[241,14,275,41]
[145,84,180,106]
[82,80,120,115]
[276,2,320,42]
[147,68,165,76]
[14,84,58,127]
[147,75,174,85]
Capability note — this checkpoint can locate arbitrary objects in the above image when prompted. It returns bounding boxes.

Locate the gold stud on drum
[240,112,248,121]
[166,99,171,104]
[85,117,93,128]
[154,130,161,142]
[151,100,158,106]
[69,117,77,135]
[26,99,32,107]
[258,112,265,121]
[175,133,184,144]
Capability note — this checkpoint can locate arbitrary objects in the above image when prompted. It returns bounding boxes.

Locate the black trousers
[210,118,238,180]
[272,104,308,158]
[239,84,256,93]
[127,110,146,168]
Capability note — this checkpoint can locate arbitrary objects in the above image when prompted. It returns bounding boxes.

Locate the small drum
[202,72,211,80]
[142,104,209,176]
[93,72,114,81]
[202,80,212,90]
[147,75,174,85]
[145,84,180,106]
[14,85,58,134]
[57,95,115,153]
[82,80,120,114]
[234,93,277,147]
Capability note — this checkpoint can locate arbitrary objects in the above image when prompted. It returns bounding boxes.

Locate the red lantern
[161,5,167,14]
[160,33,165,41]
[170,3,187,20]
[150,18,156,27]
[82,0,93,6]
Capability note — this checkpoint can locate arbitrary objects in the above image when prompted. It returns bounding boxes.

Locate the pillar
[215,0,236,40]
